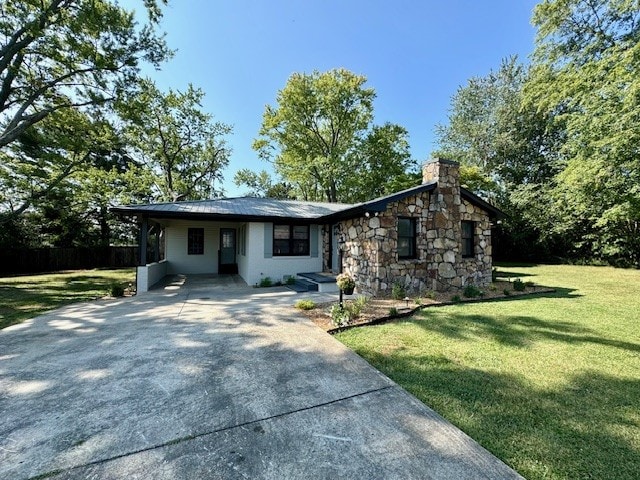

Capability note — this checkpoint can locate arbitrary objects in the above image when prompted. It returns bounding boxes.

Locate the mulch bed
[299,281,555,333]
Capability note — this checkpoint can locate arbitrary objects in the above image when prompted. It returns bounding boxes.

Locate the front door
[219,228,238,274]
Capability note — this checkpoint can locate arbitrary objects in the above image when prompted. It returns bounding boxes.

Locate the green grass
[0,268,135,330]
[335,264,640,480]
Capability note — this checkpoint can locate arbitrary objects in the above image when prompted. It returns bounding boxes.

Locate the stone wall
[322,225,331,272]
[336,158,492,294]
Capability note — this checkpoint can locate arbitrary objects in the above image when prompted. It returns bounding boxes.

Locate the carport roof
[111,196,355,222]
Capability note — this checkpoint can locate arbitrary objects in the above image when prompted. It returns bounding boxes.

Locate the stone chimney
[422,157,461,191]
[422,158,463,291]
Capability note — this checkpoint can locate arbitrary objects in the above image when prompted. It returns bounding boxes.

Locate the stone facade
[335,158,493,294]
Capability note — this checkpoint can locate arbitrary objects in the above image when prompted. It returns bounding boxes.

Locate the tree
[121,79,232,202]
[0,0,169,150]
[254,68,415,203]
[0,108,122,221]
[436,56,563,191]
[233,169,294,199]
[526,0,640,266]
[435,57,567,260]
[340,123,417,203]
[0,108,152,247]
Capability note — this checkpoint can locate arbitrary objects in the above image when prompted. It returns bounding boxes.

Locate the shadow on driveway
[1,283,522,479]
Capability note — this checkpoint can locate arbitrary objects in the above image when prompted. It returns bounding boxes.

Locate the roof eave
[109,208,326,223]
[320,182,437,222]
[460,188,504,219]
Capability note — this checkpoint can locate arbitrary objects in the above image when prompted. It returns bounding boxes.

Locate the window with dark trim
[461,221,474,258]
[188,228,204,255]
[273,224,310,256]
[398,217,417,259]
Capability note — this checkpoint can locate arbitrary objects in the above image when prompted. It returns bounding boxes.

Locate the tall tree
[435,57,566,259]
[341,123,417,203]
[0,0,169,150]
[254,68,414,203]
[233,169,294,199]
[0,109,151,247]
[121,79,232,202]
[436,56,563,191]
[0,108,121,221]
[527,0,640,266]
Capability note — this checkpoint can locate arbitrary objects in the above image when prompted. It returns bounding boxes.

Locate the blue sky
[129,0,539,197]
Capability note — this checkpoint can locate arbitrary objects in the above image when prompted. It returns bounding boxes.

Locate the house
[111,158,502,294]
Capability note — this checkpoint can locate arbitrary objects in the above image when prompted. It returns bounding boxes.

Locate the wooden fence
[0,246,139,274]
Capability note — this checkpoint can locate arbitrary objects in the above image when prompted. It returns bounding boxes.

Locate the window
[462,221,474,258]
[273,224,310,256]
[398,218,416,259]
[187,228,204,255]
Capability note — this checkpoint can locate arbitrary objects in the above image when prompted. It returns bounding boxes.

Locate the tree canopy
[528,0,640,265]
[254,68,417,203]
[0,0,169,149]
[120,79,232,202]
[437,0,640,266]
[0,1,233,249]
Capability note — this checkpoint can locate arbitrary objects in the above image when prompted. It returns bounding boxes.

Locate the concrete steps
[287,272,338,293]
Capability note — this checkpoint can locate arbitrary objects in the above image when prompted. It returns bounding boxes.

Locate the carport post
[154,227,160,262]
[139,215,148,266]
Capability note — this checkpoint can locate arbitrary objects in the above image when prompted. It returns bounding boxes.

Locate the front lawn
[335,264,640,480]
[0,268,135,330]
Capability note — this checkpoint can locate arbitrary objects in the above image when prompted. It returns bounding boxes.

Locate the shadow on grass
[0,276,129,329]
[356,349,640,480]
[411,294,640,355]
[494,262,539,268]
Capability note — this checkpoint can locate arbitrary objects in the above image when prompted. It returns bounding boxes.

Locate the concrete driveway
[0,279,522,479]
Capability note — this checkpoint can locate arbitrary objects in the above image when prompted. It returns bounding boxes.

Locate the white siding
[237,223,249,281]
[137,260,168,293]
[164,220,237,275]
[243,222,323,286]
[162,220,324,284]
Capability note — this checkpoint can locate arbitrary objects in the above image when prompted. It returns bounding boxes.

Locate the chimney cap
[425,157,460,166]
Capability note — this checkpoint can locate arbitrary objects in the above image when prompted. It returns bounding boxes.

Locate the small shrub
[503,289,511,296]
[329,297,369,326]
[414,297,422,305]
[259,277,273,288]
[489,284,497,292]
[463,284,483,298]
[424,290,437,300]
[295,299,316,310]
[451,294,462,303]
[513,278,526,291]
[351,295,369,316]
[285,276,296,285]
[330,304,351,327]
[110,284,125,297]
[388,307,398,316]
[391,282,406,300]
